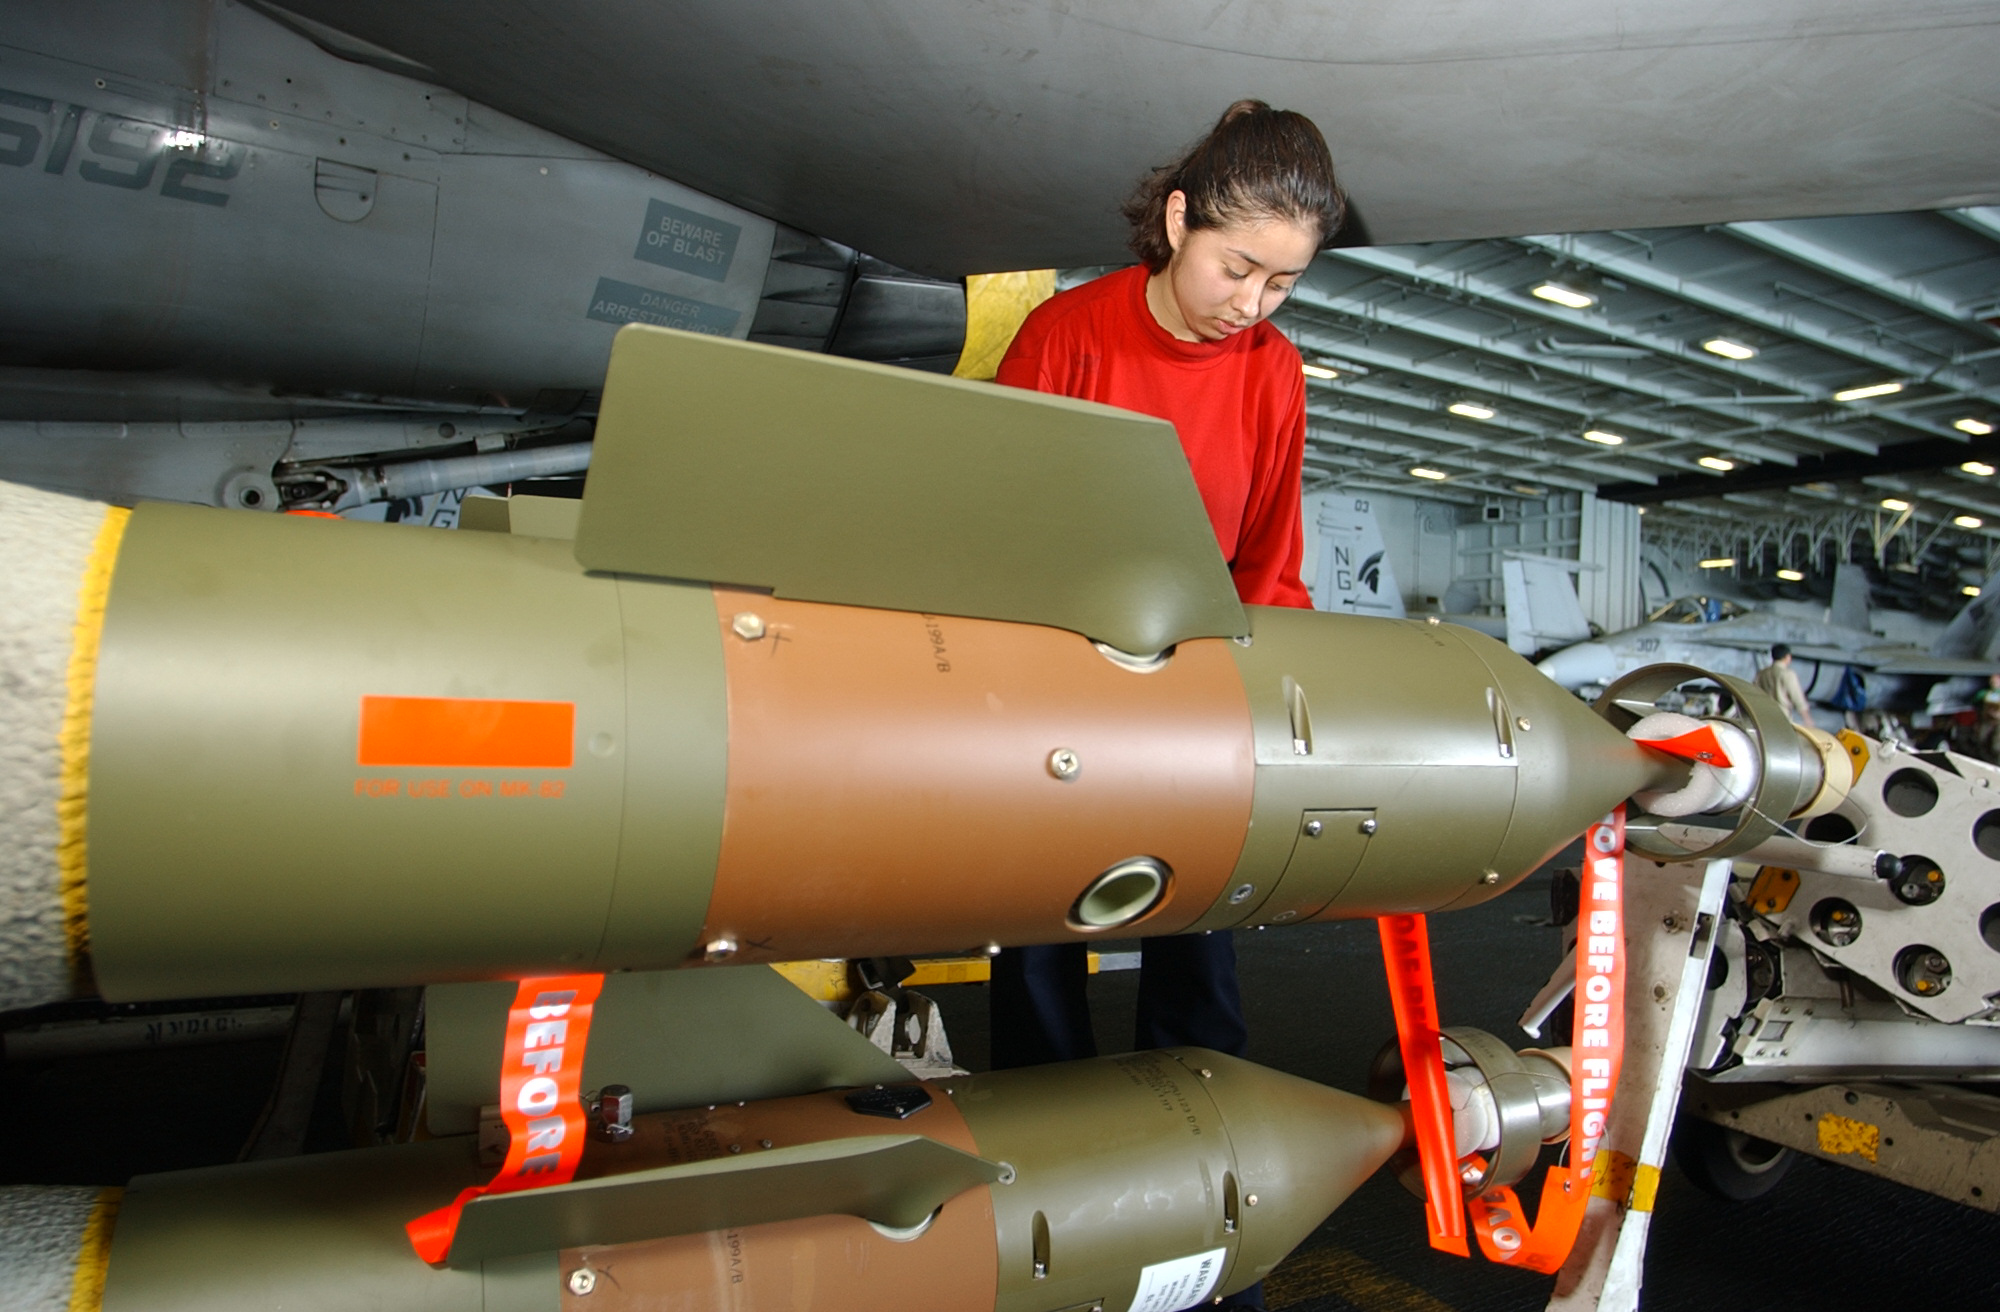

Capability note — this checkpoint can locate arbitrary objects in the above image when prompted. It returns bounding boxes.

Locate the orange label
[406,974,604,1264]
[358,696,574,768]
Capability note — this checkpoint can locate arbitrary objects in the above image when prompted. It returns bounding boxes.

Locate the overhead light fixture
[1447,402,1496,420]
[1531,282,1597,310]
[1880,497,1911,511]
[1409,467,1450,481]
[1957,418,1996,436]
[1698,456,1735,471]
[1833,381,1904,402]
[1962,461,1996,476]
[1699,558,1736,569]
[1582,429,1625,446]
[1301,362,1339,380]
[1776,569,1805,582]
[1701,337,1758,360]
[1955,515,1984,529]
[1511,484,1546,496]
[1966,585,1983,598]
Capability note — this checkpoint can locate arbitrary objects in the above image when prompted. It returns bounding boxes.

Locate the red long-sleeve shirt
[996,264,1312,609]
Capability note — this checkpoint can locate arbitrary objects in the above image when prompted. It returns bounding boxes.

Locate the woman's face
[1153,190,1319,342]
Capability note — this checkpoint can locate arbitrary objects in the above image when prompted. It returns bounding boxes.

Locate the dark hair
[1122,100,1345,271]
[1771,643,1792,661]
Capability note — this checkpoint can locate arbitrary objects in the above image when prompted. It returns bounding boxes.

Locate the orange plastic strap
[1465,805,1627,1271]
[406,974,605,1264]
[1377,913,1468,1255]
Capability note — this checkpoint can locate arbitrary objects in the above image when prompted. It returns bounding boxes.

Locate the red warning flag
[1380,806,1630,1273]
[1377,913,1469,1256]
[1465,806,1628,1271]
[406,974,604,1264]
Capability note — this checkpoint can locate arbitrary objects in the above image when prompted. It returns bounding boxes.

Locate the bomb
[0,472,1673,1007]
[0,326,1688,1007]
[6,1050,1404,1312]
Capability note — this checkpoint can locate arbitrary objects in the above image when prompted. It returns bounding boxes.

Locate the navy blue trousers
[988,931,1262,1309]
[989,932,1250,1065]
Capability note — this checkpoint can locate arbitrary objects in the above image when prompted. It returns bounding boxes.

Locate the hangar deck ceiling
[265,0,2000,274]
[254,0,2000,607]
[1259,207,2000,608]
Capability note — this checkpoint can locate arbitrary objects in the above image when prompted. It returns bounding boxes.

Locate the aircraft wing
[1779,643,1879,665]
[262,1,2000,275]
[1698,638,1919,668]
[1868,655,2000,677]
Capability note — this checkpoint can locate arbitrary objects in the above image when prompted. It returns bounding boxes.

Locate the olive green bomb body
[3,322,1670,1007]
[86,499,727,999]
[57,496,1662,1001]
[83,1050,1403,1312]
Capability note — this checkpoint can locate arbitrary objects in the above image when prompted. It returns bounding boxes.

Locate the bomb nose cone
[1448,629,1682,904]
[1223,611,1681,924]
[1178,1050,1408,1292]
[1501,645,1676,795]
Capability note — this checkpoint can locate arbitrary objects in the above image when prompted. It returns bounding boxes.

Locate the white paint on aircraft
[1502,555,1593,656]
[1313,496,1404,619]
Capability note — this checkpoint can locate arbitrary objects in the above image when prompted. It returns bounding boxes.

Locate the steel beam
[1516,233,2000,404]
[1286,283,1847,465]
[1326,245,1955,451]
[1598,426,2000,503]
[1283,303,1816,465]
[1310,377,1667,478]
[1724,221,1992,339]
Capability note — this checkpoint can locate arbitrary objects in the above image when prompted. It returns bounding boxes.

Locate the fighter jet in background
[1534,562,2000,715]
[0,0,968,515]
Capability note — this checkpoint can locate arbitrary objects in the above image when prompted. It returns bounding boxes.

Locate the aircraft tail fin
[1501,556,1593,656]
[1313,497,1405,619]
[1829,562,1871,632]
[1934,565,2000,659]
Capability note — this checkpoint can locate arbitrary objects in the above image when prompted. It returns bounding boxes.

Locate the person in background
[1756,643,1813,725]
[989,103,1343,1309]
[1970,672,2000,762]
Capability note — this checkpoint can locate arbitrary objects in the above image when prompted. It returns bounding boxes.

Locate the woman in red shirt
[996,102,1338,610]
[990,101,1345,1115]
[991,105,1341,1308]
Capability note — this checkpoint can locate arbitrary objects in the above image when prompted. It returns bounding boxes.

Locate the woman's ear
[1163,189,1188,256]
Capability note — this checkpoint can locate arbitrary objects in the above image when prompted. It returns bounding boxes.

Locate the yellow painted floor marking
[1266,1243,1458,1312]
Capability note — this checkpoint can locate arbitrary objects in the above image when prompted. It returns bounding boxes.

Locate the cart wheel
[1675,1115,1795,1201]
